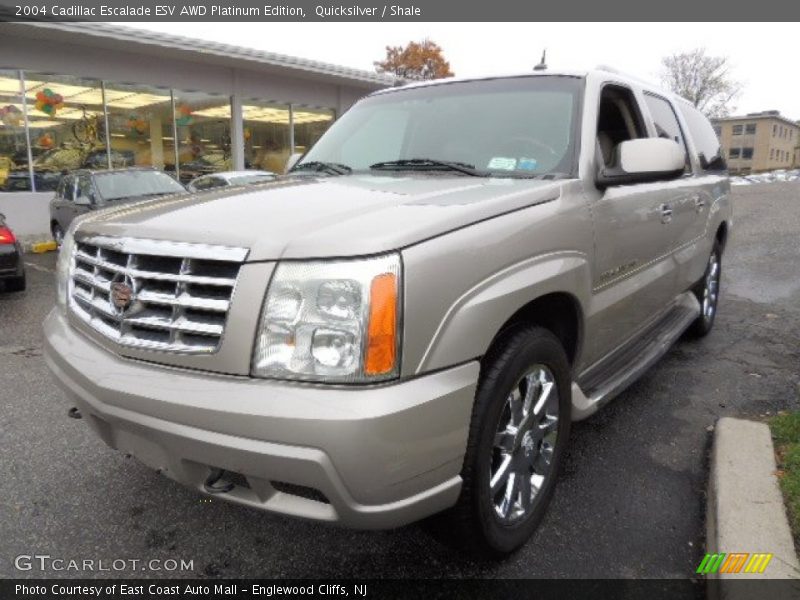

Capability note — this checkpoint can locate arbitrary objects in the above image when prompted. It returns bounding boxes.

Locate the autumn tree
[374,39,454,81]
[660,48,743,118]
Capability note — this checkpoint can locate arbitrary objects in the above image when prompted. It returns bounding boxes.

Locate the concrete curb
[707,417,800,596]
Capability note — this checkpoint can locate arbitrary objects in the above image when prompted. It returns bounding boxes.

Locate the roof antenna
[534,49,547,71]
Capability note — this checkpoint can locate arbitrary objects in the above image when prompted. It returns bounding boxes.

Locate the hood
[74,174,564,261]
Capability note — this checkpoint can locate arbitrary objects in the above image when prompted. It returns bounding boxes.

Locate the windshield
[94,170,186,202]
[299,76,582,177]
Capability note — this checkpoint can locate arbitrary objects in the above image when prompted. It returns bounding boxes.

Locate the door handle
[660,203,673,224]
[692,195,706,212]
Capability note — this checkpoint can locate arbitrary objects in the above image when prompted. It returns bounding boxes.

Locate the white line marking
[25,262,55,274]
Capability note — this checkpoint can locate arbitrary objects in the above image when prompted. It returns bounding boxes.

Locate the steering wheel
[499,136,559,161]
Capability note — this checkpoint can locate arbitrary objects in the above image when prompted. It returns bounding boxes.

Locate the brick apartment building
[713,111,800,174]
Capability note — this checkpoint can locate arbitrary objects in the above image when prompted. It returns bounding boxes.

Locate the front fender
[413,252,591,374]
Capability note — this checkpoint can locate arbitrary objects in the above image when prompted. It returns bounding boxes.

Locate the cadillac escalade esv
[44,68,731,555]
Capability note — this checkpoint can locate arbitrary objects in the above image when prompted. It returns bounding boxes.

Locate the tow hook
[67,407,82,419]
[204,468,235,494]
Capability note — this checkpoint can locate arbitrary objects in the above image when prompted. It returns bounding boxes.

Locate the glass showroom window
[173,90,232,184]
[242,100,291,174]
[104,81,174,171]
[292,106,335,155]
[0,70,29,191]
[22,72,108,191]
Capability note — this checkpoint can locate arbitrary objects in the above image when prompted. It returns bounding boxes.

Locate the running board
[571,292,701,420]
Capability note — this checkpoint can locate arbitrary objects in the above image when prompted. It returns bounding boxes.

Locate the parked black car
[49,168,188,243]
[0,213,25,292]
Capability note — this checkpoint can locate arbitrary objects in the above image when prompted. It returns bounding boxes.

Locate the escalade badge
[110,278,135,314]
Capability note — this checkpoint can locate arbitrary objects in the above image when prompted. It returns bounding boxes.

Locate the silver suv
[44,68,731,555]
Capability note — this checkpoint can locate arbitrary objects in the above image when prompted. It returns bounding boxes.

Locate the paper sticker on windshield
[517,157,538,171]
[487,157,517,171]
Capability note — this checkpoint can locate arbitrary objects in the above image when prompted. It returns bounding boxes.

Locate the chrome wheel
[489,364,559,523]
[702,251,720,321]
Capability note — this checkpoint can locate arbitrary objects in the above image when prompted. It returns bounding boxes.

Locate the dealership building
[0,22,392,236]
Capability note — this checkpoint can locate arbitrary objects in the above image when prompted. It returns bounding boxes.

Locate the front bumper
[43,309,479,529]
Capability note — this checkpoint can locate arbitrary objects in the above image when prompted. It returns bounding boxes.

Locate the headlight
[55,224,77,314]
[252,253,401,383]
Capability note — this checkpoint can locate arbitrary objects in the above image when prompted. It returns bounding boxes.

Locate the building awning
[0,22,396,90]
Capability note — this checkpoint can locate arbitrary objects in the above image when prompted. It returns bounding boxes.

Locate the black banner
[1,0,800,22]
[4,579,800,600]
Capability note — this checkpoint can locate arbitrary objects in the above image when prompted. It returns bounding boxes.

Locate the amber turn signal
[365,273,398,375]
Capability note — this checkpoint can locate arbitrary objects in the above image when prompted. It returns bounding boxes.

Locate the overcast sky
[121,22,800,119]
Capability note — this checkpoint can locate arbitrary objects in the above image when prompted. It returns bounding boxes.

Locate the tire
[450,325,571,556]
[688,242,721,338]
[4,273,26,292]
[52,223,64,248]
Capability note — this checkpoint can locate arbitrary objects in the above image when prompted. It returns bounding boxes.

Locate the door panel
[583,83,682,367]
[588,181,682,364]
[674,173,728,292]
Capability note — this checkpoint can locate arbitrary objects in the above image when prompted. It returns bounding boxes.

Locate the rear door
[675,101,730,292]
[641,92,699,255]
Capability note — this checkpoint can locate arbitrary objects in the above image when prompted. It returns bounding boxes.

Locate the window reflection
[292,106,335,155]
[0,70,29,191]
[0,69,338,190]
[242,101,291,174]
[104,81,173,171]
[23,73,109,190]
[174,91,232,184]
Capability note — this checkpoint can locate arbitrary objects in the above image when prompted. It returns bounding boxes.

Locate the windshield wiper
[292,161,352,176]
[370,158,486,177]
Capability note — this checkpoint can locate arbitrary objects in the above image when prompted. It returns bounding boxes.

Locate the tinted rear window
[677,103,727,172]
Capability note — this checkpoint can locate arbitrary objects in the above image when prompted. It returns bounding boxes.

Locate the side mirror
[596,138,685,189]
[285,152,303,174]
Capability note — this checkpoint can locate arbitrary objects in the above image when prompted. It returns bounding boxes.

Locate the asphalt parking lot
[1,182,799,580]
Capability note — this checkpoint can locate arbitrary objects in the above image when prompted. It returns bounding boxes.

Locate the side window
[677,102,727,172]
[194,175,225,190]
[596,85,647,169]
[643,94,689,173]
[192,177,213,190]
[77,176,95,202]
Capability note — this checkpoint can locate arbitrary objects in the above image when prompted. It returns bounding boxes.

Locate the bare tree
[660,49,743,118]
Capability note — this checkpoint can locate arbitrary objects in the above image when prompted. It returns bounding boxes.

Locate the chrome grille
[68,236,248,354]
